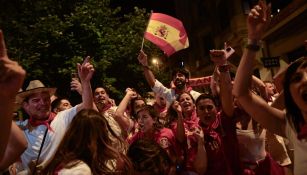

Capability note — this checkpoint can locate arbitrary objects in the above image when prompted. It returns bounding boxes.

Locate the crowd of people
[0,1,306,175]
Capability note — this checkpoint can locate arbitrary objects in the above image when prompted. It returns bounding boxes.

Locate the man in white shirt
[138,50,201,105]
[14,57,94,174]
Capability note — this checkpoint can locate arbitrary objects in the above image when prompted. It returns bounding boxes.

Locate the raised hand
[70,78,82,95]
[192,127,205,142]
[137,50,148,66]
[172,101,182,114]
[210,42,235,66]
[77,56,94,82]
[125,88,138,100]
[247,0,271,40]
[210,49,227,66]
[0,30,26,99]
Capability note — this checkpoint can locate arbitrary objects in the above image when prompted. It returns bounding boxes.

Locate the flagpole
[141,10,154,51]
[140,37,145,51]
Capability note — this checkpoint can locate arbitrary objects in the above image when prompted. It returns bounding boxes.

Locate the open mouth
[182,102,191,109]
[204,115,213,120]
[175,79,184,86]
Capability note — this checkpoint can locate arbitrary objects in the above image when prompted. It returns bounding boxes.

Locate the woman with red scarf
[166,92,207,174]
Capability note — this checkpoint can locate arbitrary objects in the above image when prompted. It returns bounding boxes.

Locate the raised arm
[137,50,156,88]
[76,56,95,112]
[114,88,136,134]
[233,1,286,136]
[210,45,235,117]
[0,123,27,170]
[172,101,186,143]
[70,78,83,95]
[193,128,207,175]
[0,30,27,169]
[251,75,268,100]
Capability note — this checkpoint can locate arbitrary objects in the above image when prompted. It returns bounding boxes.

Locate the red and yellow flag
[144,13,189,56]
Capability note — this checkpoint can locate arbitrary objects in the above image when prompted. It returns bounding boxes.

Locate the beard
[174,79,186,90]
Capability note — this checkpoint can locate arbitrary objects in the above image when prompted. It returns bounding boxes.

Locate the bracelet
[246,44,260,51]
[218,64,230,72]
[247,38,260,45]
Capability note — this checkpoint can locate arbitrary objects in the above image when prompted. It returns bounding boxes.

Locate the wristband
[247,38,260,45]
[218,64,230,72]
[246,44,260,51]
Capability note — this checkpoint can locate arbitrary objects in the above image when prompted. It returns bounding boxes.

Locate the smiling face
[289,61,307,114]
[196,98,217,126]
[94,87,110,110]
[137,110,154,133]
[178,93,195,114]
[173,72,188,90]
[23,91,51,120]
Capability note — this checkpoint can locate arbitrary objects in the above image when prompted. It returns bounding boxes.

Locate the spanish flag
[144,13,189,57]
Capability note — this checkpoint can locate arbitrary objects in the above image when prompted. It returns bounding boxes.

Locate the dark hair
[129,96,146,118]
[171,68,190,80]
[127,139,173,175]
[51,97,68,112]
[43,109,132,175]
[195,93,217,107]
[136,105,163,130]
[284,59,307,133]
[165,92,195,126]
[93,86,109,95]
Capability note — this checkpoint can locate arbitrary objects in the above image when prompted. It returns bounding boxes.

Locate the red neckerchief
[183,111,199,129]
[28,112,56,131]
[199,113,220,142]
[101,102,112,113]
[297,123,307,140]
[54,163,63,175]
[174,86,193,95]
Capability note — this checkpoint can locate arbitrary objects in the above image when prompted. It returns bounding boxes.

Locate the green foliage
[0,0,166,102]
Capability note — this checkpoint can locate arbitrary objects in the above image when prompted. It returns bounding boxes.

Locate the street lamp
[152,57,159,72]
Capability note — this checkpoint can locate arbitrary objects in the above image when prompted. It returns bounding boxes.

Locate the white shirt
[152,79,201,105]
[15,106,78,174]
[285,116,307,175]
[58,161,92,175]
[236,129,267,163]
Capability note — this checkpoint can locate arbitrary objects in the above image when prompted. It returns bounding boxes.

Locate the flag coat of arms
[144,13,189,56]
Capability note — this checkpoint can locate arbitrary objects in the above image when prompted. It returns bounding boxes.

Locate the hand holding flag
[137,50,148,67]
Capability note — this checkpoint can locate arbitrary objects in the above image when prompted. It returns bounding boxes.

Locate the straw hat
[16,80,56,104]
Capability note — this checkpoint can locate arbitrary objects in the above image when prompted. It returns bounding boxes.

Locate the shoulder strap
[32,128,48,175]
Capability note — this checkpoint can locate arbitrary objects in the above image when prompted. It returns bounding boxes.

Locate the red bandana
[184,111,199,129]
[101,102,112,113]
[28,112,56,131]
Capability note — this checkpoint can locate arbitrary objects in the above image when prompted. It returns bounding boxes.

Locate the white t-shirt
[236,129,267,163]
[15,106,78,174]
[57,161,91,175]
[285,116,307,175]
[152,79,201,105]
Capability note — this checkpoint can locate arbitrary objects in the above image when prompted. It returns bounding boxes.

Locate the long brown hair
[284,59,307,133]
[42,109,133,175]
